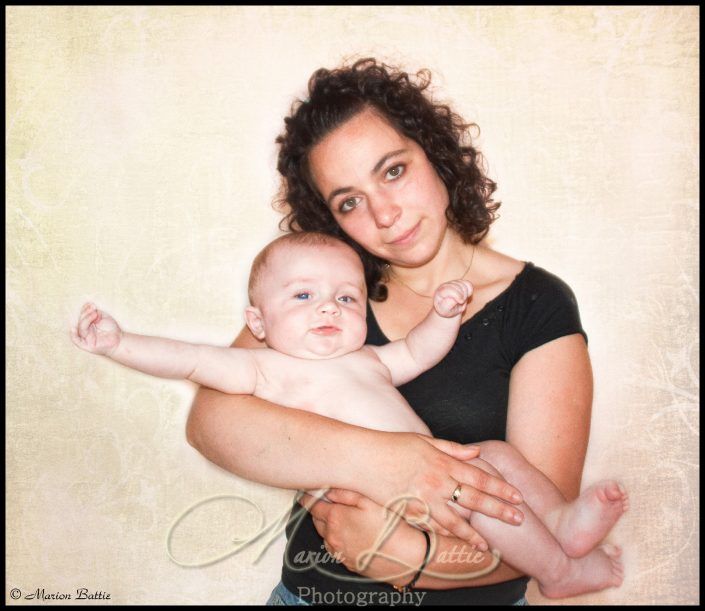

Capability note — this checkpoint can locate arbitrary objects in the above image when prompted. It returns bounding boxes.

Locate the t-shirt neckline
[368,261,533,344]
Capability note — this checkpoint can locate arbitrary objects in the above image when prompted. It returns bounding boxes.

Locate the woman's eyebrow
[372,148,407,174]
[326,148,408,206]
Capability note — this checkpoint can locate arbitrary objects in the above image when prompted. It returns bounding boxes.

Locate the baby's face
[250,243,368,359]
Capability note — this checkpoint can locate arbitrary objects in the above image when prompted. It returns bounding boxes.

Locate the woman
[186,58,592,605]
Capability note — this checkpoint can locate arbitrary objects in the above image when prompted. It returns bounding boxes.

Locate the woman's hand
[361,433,524,545]
[188,326,524,546]
[300,488,430,587]
[302,489,526,589]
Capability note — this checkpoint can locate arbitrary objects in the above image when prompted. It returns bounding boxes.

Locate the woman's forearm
[186,325,392,491]
[186,385,395,491]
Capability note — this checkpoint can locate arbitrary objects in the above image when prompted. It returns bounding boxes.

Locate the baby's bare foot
[554,481,629,557]
[539,543,624,599]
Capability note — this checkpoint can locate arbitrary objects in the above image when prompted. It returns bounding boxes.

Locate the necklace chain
[389,245,476,299]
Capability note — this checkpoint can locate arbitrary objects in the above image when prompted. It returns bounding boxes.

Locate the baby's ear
[244,306,266,340]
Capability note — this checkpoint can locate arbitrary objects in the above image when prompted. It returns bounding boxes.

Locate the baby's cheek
[353,317,368,346]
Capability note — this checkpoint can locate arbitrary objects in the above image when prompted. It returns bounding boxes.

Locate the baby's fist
[70,302,122,356]
[433,280,474,318]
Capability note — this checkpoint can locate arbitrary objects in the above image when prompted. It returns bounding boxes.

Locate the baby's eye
[385,164,405,180]
[294,292,312,300]
[337,295,355,304]
[339,197,360,213]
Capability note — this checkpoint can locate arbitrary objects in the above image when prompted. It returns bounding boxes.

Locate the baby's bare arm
[72,302,258,394]
[370,280,472,385]
[113,335,258,394]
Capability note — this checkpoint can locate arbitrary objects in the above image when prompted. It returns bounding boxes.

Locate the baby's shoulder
[330,346,389,375]
[249,347,302,373]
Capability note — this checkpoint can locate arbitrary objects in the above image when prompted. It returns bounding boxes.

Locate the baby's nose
[318,299,340,315]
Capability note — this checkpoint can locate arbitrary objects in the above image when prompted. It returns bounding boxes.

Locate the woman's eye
[385,164,405,180]
[339,197,360,213]
[294,292,311,300]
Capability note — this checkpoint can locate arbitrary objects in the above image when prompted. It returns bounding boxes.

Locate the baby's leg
[475,440,629,558]
[465,457,624,598]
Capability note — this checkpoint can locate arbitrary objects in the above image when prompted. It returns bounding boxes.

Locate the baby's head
[245,232,368,359]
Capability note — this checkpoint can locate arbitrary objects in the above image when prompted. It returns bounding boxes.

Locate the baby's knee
[475,440,523,472]
[468,457,504,480]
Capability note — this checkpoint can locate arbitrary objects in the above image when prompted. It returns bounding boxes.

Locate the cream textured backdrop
[6,6,699,605]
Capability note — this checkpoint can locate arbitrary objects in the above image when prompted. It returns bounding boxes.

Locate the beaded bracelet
[393,530,432,593]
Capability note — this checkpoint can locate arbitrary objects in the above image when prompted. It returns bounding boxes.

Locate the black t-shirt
[281,262,587,605]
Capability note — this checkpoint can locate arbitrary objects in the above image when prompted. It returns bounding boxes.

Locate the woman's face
[308,108,450,268]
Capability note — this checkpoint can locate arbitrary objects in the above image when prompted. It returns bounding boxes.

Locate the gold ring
[450,484,462,503]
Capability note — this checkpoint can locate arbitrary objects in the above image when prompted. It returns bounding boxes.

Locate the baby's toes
[600,544,625,586]
[600,543,622,558]
[601,481,625,503]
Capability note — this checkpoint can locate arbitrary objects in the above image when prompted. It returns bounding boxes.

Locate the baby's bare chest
[253,350,395,410]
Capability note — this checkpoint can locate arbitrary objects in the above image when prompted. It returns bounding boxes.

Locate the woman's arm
[505,333,592,500]
[423,333,592,586]
[419,332,592,586]
[307,333,592,588]
[186,327,384,490]
[186,326,525,542]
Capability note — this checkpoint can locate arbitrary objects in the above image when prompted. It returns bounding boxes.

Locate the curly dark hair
[275,57,500,301]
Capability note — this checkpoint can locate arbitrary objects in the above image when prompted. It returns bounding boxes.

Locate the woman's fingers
[298,492,330,538]
[446,468,524,525]
[297,491,316,509]
[431,504,488,550]
[401,496,478,545]
[428,503,488,548]
[298,491,329,511]
[311,516,327,535]
[421,517,452,538]
[300,493,338,526]
[325,488,364,506]
[420,435,480,461]
[450,460,523,505]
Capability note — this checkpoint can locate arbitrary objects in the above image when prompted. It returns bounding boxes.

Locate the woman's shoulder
[484,250,587,358]
[515,262,580,306]
[480,247,578,304]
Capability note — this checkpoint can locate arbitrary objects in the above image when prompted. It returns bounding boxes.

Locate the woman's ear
[244,306,266,340]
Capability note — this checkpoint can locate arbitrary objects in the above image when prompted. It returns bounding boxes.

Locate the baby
[72,231,627,598]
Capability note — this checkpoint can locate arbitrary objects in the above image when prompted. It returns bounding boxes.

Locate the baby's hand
[433,280,473,318]
[70,302,122,356]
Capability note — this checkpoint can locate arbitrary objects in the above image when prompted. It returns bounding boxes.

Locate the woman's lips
[311,325,341,335]
[388,222,420,246]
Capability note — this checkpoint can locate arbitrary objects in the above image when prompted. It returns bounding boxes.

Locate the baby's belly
[329,385,432,435]
[264,379,432,436]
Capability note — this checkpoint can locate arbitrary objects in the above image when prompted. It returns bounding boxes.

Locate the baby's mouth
[310,325,341,335]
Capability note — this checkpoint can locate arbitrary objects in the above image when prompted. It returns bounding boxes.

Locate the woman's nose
[368,193,401,229]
